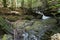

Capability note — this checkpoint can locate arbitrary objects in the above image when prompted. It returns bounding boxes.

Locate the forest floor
[0,8,60,40]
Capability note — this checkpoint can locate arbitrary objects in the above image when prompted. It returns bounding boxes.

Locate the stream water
[21,11,52,40]
[22,31,37,40]
[22,25,52,40]
[13,11,56,40]
[35,10,51,19]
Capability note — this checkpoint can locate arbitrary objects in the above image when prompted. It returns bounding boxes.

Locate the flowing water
[35,10,51,19]
[22,31,38,40]
[13,11,57,40]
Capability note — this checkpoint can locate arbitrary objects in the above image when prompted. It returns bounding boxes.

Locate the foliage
[5,15,20,22]
[2,34,13,40]
[2,0,7,7]
[0,16,13,34]
[2,34,7,40]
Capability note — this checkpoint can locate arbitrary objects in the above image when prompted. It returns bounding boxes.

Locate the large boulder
[51,33,60,40]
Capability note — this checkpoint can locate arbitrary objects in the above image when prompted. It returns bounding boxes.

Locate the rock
[12,18,57,40]
[51,33,60,40]
[0,8,11,14]
[12,20,34,29]
[2,34,13,40]
[14,29,23,40]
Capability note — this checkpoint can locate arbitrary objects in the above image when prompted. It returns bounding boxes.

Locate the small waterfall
[35,10,50,19]
[42,15,50,19]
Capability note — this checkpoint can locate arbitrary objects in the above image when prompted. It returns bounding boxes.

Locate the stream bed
[12,18,59,40]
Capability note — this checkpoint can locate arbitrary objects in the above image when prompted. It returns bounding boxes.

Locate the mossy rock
[6,15,20,22]
[2,34,13,40]
[26,18,57,31]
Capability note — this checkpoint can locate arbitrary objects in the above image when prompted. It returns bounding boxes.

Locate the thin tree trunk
[21,0,24,9]
[41,0,49,10]
[11,0,16,10]
[2,0,7,7]
[28,0,32,9]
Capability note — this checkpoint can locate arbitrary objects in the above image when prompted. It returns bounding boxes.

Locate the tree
[2,0,7,7]
[21,0,24,8]
[41,0,49,10]
[27,0,33,15]
[11,0,17,10]
[28,0,32,9]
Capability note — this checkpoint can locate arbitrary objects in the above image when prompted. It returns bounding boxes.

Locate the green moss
[5,15,20,22]
[2,34,13,40]
[23,15,34,20]
[2,34,7,40]
[0,16,13,34]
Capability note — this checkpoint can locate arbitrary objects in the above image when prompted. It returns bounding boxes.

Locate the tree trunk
[41,0,49,10]
[2,0,7,7]
[28,0,32,9]
[21,0,24,9]
[11,0,16,10]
